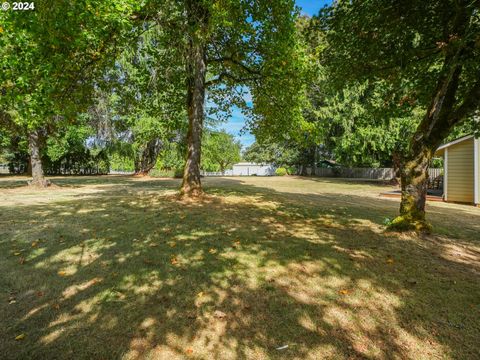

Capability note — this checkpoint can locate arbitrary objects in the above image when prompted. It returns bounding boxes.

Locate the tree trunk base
[179,183,203,198]
[387,215,432,233]
[27,178,52,188]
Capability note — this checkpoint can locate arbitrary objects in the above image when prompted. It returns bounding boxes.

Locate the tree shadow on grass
[0,177,479,359]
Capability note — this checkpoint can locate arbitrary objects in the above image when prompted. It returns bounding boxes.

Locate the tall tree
[202,130,241,174]
[0,0,141,186]
[85,22,187,176]
[322,0,480,230]
[142,0,305,196]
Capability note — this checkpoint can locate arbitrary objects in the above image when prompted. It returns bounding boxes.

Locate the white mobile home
[231,162,276,176]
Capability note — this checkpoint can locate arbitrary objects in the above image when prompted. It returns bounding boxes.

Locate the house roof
[435,134,474,155]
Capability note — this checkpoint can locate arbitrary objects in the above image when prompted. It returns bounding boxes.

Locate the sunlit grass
[0,175,479,359]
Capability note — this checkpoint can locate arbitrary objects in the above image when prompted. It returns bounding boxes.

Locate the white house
[231,162,276,176]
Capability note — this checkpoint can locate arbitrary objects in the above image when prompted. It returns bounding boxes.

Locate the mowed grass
[0,175,479,360]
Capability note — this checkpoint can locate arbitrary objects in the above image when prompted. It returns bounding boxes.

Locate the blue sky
[219,0,330,148]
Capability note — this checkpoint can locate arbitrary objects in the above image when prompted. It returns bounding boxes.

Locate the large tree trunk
[180,0,208,197]
[28,130,50,187]
[134,139,163,176]
[396,146,434,231]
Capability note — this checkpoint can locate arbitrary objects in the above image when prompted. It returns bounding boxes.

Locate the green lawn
[0,175,479,359]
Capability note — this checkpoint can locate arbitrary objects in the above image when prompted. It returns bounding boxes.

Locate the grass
[0,175,479,359]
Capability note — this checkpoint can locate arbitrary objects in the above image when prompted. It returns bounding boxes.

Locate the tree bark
[396,147,433,231]
[180,0,208,197]
[313,146,318,175]
[134,139,163,176]
[28,130,50,187]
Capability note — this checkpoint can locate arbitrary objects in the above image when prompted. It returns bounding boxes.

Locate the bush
[149,169,174,178]
[174,168,184,178]
[286,166,297,175]
[149,168,184,178]
[275,167,287,176]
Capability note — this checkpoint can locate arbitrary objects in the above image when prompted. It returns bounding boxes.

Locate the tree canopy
[318,0,480,230]
[0,0,142,185]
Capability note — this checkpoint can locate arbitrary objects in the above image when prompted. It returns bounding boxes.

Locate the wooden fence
[309,167,443,180]
[313,167,394,179]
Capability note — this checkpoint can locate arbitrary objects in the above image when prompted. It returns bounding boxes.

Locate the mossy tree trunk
[397,147,433,231]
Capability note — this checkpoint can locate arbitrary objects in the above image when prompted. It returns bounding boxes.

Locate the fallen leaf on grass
[213,310,227,319]
[386,258,394,264]
[339,289,350,295]
[13,252,22,256]
[52,303,60,310]
[209,248,217,254]
[197,291,204,298]
[31,241,38,248]
[170,257,178,265]
[36,291,44,298]
[185,348,193,355]
[15,334,25,341]
[58,271,68,277]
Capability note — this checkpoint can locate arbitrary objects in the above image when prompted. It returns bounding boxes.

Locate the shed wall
[447,138,474,203]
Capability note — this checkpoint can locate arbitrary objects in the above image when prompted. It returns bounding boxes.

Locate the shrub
[174,168,184,178]
[149,168,184,178]
[286,166,297,175]
[149,169,173,178]
[275,167,287,176]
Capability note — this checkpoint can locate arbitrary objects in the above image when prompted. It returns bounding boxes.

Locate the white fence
[201,171,231,176]
[109,170,135,175]
[0,164,9,174]
[201,164,276,177]
[428,168,443,179]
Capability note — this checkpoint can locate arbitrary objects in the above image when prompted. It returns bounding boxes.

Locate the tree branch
[209,56,262,75]
[449,71,480,123]
[205,72,260,87]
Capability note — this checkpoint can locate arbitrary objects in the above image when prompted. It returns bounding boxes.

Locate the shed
[435,135,479,205]
[231,162,276,176]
